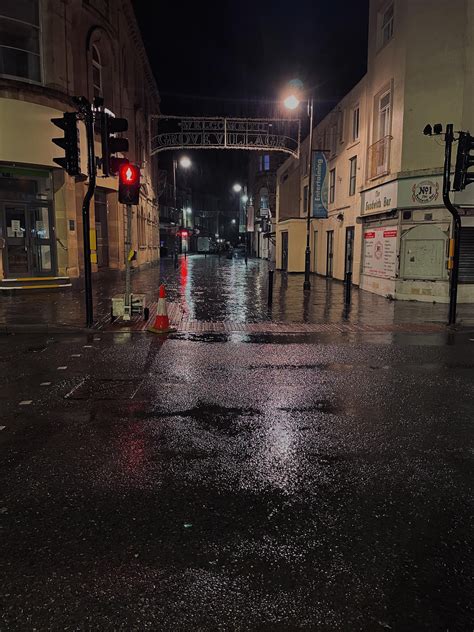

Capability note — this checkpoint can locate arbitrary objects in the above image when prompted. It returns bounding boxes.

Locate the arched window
[92,44,102,98]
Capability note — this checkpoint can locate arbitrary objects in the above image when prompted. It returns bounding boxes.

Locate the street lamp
[284,81,314,291]
[173,156,192,259]
[233,183,242,193]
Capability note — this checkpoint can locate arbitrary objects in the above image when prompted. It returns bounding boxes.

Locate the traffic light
[51,112,80,176]
[101,112,129,176]
[118,162,140,205]
[453,131,474,191]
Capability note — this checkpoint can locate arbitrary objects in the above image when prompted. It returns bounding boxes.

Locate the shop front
[0,166,56,279]
[360,175,474,303]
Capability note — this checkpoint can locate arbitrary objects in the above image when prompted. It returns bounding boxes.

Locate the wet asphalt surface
[2,255,474,328]
[0,329,473,630]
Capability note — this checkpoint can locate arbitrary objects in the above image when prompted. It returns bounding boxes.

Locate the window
[329,168,336,204]
[259,154,270,171]
[352,106,360,142]
[337,110,344,143]
[330,124,337,156]
[349,156,357,196]
[260,187,269,210]
[381,4,394,46]
[378,90,391,140]
[92,45,102,98]
[0,0,41,82]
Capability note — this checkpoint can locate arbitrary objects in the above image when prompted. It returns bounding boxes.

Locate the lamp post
[233,183,248,264]
[284,89,314,291]
[173,156,191,259]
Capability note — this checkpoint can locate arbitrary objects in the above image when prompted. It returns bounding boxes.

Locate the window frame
[91,43,102,98]
[349,156,357,196]
[329,168,336,204]
[352,105,360,142]
[0,0,43,84]
[382,3,394,46]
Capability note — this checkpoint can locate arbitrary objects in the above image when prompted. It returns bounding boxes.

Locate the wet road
[2,255,474,328]
[0,330,473,630]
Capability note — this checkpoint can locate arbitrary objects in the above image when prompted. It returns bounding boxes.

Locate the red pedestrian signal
[118,163,140,205]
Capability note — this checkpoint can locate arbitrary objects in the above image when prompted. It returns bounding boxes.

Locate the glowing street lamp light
[186,207,192,214]
[231,219,236,224]
[241,194,249,203]
[283,80,314,291]
[233,183,242,193]
[284,94,300,110]
[179,156,191,169]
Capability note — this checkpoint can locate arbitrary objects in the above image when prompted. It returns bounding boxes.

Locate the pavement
[1,255,474,332]
[0,256,473,629]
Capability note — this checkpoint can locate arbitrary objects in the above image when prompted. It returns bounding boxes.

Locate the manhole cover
[66,378,142,400]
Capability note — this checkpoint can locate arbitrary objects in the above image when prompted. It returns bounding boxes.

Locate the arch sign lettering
[150,116,301,158]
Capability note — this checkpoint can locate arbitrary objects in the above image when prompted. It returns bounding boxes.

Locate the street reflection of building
[276,0,474,303]
[248,152,287,262]
[0,0,160,290]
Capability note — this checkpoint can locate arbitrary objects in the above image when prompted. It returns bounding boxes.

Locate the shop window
[0,0,41,82]
[400,225,447,280]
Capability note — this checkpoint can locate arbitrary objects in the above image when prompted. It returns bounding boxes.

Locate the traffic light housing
[101,112,129,176]
[51,112,80,176]
[118,163,140,205]
[453,131,474,191]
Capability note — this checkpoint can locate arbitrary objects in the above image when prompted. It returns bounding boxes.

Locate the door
[2,204,55,277]
[281,231,288,271]
[344,226,355,277]
[326,230,334,278]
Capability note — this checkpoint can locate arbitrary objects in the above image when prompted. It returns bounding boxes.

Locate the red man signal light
[118,163,140,205]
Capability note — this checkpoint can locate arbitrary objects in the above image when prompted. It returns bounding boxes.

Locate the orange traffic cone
[148,284,176,334]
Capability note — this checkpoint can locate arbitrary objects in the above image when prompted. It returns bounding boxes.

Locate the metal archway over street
[150,115,301,158]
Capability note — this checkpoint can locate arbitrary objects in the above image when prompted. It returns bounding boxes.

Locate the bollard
[267,269,274,306]
[344,271,352,305]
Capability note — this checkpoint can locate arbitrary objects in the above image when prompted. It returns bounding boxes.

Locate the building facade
[248,151,286,261]
[276,0,474,303]
[0,0,160,289]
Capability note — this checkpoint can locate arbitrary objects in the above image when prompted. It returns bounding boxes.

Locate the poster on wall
[363,226,398,279]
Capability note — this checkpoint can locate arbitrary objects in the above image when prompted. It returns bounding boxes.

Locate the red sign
[383,229,397,238]
[364,231,376,239]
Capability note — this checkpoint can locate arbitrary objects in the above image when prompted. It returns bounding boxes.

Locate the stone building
[276,0,474,303]
[0,0,160,290]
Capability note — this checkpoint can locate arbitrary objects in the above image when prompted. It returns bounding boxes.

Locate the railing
[367,135,392,180]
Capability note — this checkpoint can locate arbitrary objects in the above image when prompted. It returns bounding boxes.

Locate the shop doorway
[281,231,288,271]
[326,230,334,278]
[344,226,355,277]
[94,189,109,268]
[2,203,56,277]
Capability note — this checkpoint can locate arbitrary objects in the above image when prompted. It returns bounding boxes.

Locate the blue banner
[312,151,328,218]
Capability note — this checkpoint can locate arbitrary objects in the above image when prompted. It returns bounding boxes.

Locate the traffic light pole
[76,97,96,328]
[443,124,462,326]
[124,204,132,321]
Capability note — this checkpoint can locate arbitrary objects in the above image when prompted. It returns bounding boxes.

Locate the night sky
[133,0,369,203]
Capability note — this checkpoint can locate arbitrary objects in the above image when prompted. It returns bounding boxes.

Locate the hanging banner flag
[312,151,328,218]
[246,205,255,232]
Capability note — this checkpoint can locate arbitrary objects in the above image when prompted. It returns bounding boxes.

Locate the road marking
[40,382,51,386]
[71,354,81,357]
[19,400,32,406]
[0,426,5,431]
[57,366,67,370]
[65,378,86,399]
[83,345,93,348]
